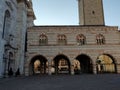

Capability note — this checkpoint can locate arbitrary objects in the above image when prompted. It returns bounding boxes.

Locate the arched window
[58,34,67,45]
[76,34,86,45]
[96,34,105,45]
[39,33,48,45]
[2,10,11,39]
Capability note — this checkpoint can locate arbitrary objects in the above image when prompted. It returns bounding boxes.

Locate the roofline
[31,25,118,28]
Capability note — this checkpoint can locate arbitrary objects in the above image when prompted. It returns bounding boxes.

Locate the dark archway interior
[30,55,48,75]
[76,54,93,74]
[53,54,71,74]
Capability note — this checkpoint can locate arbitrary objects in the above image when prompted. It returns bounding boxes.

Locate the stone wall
[26,25,120,75]
[0,0,30,77]
[27,26,119,46]
[79,0,104,25]
[0,0,18,77]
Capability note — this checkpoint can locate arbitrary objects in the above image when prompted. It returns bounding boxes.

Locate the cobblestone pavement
[0,74,120,90]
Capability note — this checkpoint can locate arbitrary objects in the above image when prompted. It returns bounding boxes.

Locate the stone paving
[0,74,120,90]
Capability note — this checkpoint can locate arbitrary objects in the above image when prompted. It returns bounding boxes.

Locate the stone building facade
[0,0,35,77]
[26,25,120,75]
[25,0,120,76]
[0,0,120,77]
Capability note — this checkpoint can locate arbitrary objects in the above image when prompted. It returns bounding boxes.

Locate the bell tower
[78,0,105,26]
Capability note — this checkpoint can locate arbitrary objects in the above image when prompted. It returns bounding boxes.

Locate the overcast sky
[32,0,120,27]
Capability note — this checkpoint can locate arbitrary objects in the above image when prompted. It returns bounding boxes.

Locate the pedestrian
[15,68,20,77]
[8,67,13,77]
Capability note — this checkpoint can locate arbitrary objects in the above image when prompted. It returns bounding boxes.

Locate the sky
[32,0,120,27]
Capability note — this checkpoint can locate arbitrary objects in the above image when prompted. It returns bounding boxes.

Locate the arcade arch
[28,53,117,76]
[52,54,71,74]
[96,54,117,74]
[29,55,48,75]
[75,54,93,74]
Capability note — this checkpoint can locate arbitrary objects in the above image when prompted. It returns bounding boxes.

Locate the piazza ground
[0,74,120,90]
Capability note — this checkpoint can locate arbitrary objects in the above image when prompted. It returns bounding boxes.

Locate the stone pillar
[24,60,29,76]
[116,63,120,74]
[24,65,29,76]
[48,61,52,75]
[71,65,74,75]
[93,64,97,74]
[16,0,27,75]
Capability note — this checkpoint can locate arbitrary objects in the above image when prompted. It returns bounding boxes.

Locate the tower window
[92,11,95,14]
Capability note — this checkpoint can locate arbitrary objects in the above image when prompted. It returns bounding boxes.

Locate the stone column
[24,59,30,76]
[48,61,52,75]
[16,1,27,75]
[93,64,97,74]
[116,63,120,74]
[71,65,74,75]
[91,56,98,74]
[24,64,29,76]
